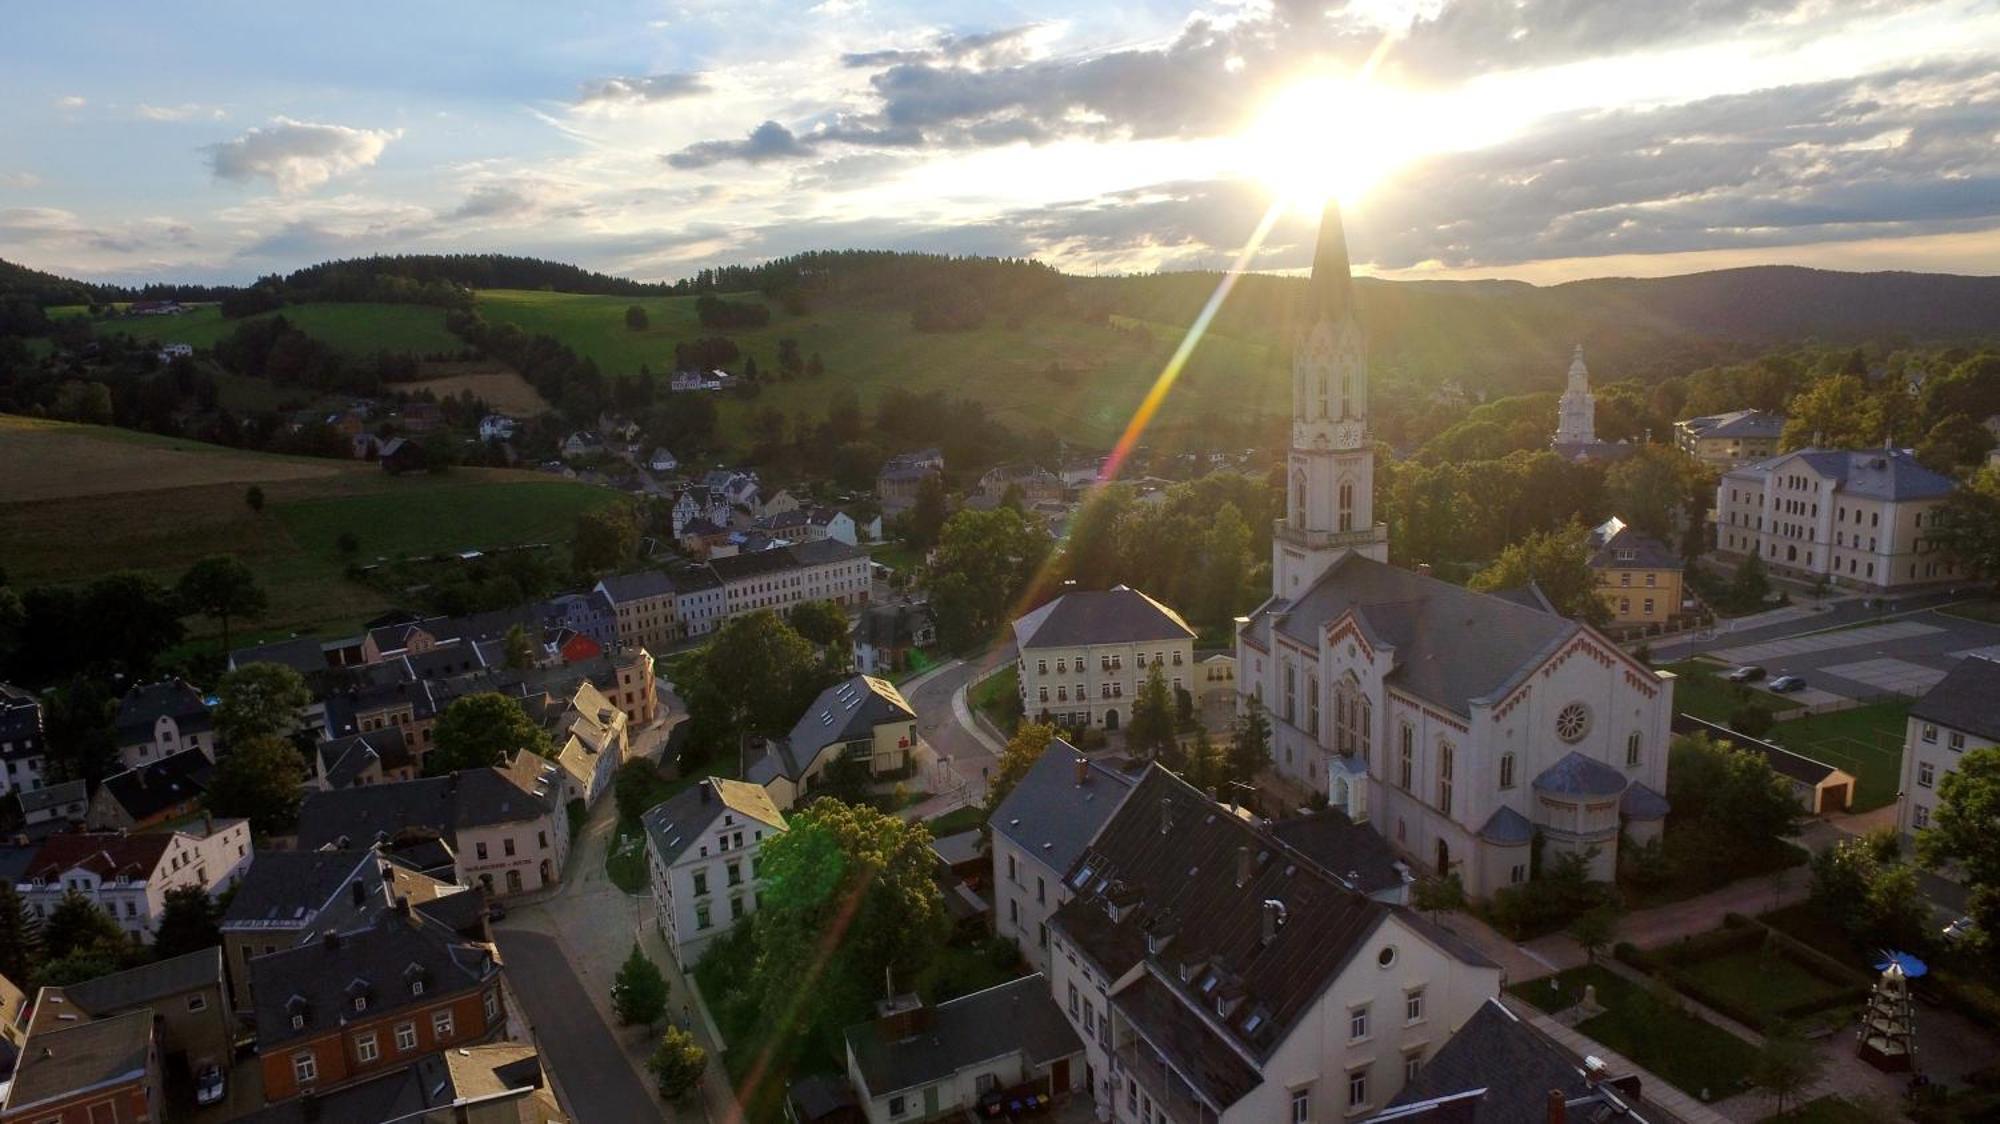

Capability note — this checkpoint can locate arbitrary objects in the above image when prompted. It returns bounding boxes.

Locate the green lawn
[1758,1096,1880,1124]
[273,479,617,564]
[1660,660,1804,725]
[1941,599,2000,624]
[1765,700,1913,812]
[91,301,462,355]
[1510,965,1758,1102]
[970,666,1022,736]
[1676,946,1853,1017]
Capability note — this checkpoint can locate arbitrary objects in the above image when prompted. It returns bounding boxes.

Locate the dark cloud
[664,120,814,168]
[574,73,709,107]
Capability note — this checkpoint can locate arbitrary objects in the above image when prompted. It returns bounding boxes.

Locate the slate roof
[990,741,1137,880]
[63,947,222,1014]
[1728,447,1957,502]
[1110,973,1262,1107]
[296,754,560,850]
[1587,518,1682,572]
[1385,998,1656,1123]
[221,849,378,930]
[1681,409,1785,440]
[1910,655,2000,743]
[113,678,210,742]
[23,833,172,884]
[1532,752,1629,798]
[1011,586,1196,650]
[249,906,498,1049]
[598,569,677,603]
[758,676,916,783]
[844,975,1082,1099]
[1243,553,1579,716]
[4,1008,153,1116]
[315,728,413,789]
[1269,808,1408,896]
[1476,806,1534,846]
[0,685,40,757]
[16,779,86,819]
[856,604,933,649]
[1620,782,1671,820]
[95,747,213,822]
[228,636,332,676]
[1671,715,1846,787]
[641,777,786,867]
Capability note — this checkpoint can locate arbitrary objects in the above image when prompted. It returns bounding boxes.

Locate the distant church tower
[1554,344,1597,446]
[1272,203,1389,598]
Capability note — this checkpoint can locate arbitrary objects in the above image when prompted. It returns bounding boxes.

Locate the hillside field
[82,301,462,356]
[474,288,1289,447]
[0,416,618,642]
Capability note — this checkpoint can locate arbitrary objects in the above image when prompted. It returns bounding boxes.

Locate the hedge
[1630,918,1873,1034]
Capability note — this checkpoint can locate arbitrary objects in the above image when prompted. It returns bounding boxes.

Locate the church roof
[1244,553,1577,717]
[1620,781,1671,820]
[1305,201,1356,328]
[1476,805,1534,846]
[1532,751,1629,798]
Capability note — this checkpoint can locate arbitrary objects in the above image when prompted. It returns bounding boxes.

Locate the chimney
[1159,797,1172,835]
[1235,846,1251,887]
[700,780,713,804]
[1260,899,1285,944]
[1074,757,1089,787]
[1546,1090,1566,1124]
[350,879,366,907]
[322,930,341,952]
[393,895,411,919]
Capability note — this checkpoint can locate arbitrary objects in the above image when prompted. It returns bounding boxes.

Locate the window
[1626,731,1642,767]
[1348,1068,1368,1110]
[354,996,368,1012]
[356,1032,379,1063]
[1436,742,1453,814]
[485,988,500,1022]
[693,870,708,896]
[730,896,744,920]
[1406,988,1425,1023]
[1404,1052,1423,1084]
[1950,732,1967,752]
[1921,724,1938,744]
[476,842,488,861]
[1008,854,1018,883]
[1009,899,1020,925]
[433,1009,455,1039]
[1284,664,1297,724]
[889,1096,907,1117]
[1349,1004,1369,1041]
[1555,702,1590,743]
[696,903,712,930]
[504,838,516,858]
[1914,804,1930,829]
[1291,1086,1311,1124]
[728,861,742,887]
[187,994,207,1012]
[1037,877,1046,904]
[1919,762,1935,788]
[1307,675,1320,737]
[294,1052,318,1085]
[1398,724,1413,790]
[1068,982,1079,1016]
[1499,752,1515,789]
[539,830,549,849]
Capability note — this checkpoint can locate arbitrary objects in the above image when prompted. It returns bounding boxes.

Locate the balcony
[1272,522,1387,551]
[1114,1042,1220,1124]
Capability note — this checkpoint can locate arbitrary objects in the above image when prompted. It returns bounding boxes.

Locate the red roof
[25,833,173,883]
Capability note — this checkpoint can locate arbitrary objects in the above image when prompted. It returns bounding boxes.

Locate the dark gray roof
[1244,554,1579,715]
[856,604,934,649]
[1730,448,1957,502]
[95,747,212,821]
[16,779,86,818]
[113,678,210,740]
[930,829,984,868]
[1619,782,1671,820]
[1681,409,1785,440]
[297,756,561,850]
[1670,715,1845,786]
[1012,586,1195,650]
[990,741,1137,878]
[844,976,1081,1099]
[641,778,786,867]
[222,849,378,929]
[228,636,330,675]
[5,1009,153,1115]
[235,1064,433,1124]
[765,676,916,780]
[1532,752,1628,797]
[64,947,222,1014]
[315,728,412,789]
[1268,809,1407,897]
[597,569,677,603]
[1386,998,1655,1123]
[1485,583,1557,614]
[1910,655,2000,742]
[1476,806,1534,845]
[249,906,498,1048]
[1587,519,1682,572]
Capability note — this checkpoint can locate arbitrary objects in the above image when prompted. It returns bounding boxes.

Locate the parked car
[1943,916,1977,944]
[195,1064,226,1106]
[487,900,507,922]
[1725,665,1768,683]
[1769,675,1807,693]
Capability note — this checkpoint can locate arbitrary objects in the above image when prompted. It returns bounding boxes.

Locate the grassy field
[0,417,616,643]
[971,666,1022,736]
[1766,700,1913,812]
[1511,965,1757,1102]
[403,361,550,415]
[1661,659,1805,725]
[87,301,461,355]
[474,288,1287,448]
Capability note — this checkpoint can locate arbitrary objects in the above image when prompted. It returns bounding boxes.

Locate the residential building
[670,485,733,538]
[1586,517,1685,628]
[990,744,1138,976]
[313,728,417,790]
[9,780,87,834]
[710,539,871,618]
[746,675,926,810]
[249,901,505,1104]
[672,566,728,638]
[1675,408,1787,468]
[477,415,516,442]
[843,977,1085,1124]
[18,821,253,943]
[854,603,937,676]
[596,570,680,653]
[0,685,46,797]
[561,431,606,460]
[542,590,618,653]
[550,679,629,807]
[877,449,943,513]
[702,469,761,511]
[1239,204,1675,898]
[1381,997,1665,1121]
[379,437,429,474]
[1047,766,1502,1123]
[1899,655,2000,840]
[1012,585,1197,732]
[85,747,213,831]
[976,463,1066,506]
[0,973,23,1081]
[113,679,214,769]
[0,1008,159,1124]
[54,948,233,1076]
[1196,654,1236,707]
[296,753,570,898]
[641,777,788,968]
[1714,447,1963,592]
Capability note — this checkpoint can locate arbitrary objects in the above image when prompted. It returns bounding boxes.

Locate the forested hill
[281,254,675,298]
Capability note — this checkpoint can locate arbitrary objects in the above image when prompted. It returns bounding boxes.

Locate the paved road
[1661,604,2000,700]
[496,928,664,1123]
[906,645,1014,805]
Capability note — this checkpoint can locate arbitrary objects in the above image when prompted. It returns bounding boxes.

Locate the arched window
[1291,469,1308,529]
[1338,479,1355,532]
[1436,740,1454,814]
[1340,370,1352,419]
[1359,698,1372,761]
[1317,373,1330,419]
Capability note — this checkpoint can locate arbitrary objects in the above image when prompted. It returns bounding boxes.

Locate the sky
[3,0,1998,287]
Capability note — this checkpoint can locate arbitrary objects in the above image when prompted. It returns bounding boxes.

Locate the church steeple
[1305,200,1357,328]
[1554,343,1597,447]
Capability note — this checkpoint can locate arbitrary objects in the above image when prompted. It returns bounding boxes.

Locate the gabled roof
[296,754,560,850]
[1680,408,1785,440]
[1011,586,1195,650]
[762,676,917,781]
[23,833,172,884]
[990,740,1137,878]
[1587,518,1682,572]
[1728,447,1957,502]
[1385,998,1656,1123]
[315,728,413,789]
[597,569,677,604]
[228,636,330,675]
[15,779,86,818]
[94,747,213,821]
[1670,715,1846,787]
[844,976,1081,1099]
[1268,809,1407,897]
[63,947,222,1014]
[113,679,210,740]
[1532,751,1629,798]
[221,849,378,930]
[249,906,498,1049]
[1910,655,2000,742]
[642,778,787,867]
[4,1008,153,1115]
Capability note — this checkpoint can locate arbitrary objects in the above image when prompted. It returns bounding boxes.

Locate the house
[1381,997,1664,1121]
[877,449,943,513]
[809,508,860,546]
[989,743,1138,976]
[0,1008,160,1124]
[18,821,254,944]
[1586,516,1685,628]
[10,780,87,834]
[113,679,214,770]
[478,415,516,442]
[976,463,1066,505]
[671,565,727,638]
[1673,715,1856,815]
[53,947,234,1077]
[549,679,629,807]
[1012,585,1197,732]
[1240,203,1674,898]
[129,299,186,315]
[670,486,732,537]
[641,777,788,968]
[85,747,213,831]
[229,635,339,676]
[1899,655,2000,840]
[1715,447,1964,592]
[763,488,804,516]
[1046,766,1502,1122]
[0,684,46,797]
[561,431,606,460]
[155,342,193,363]
[1197,653,1237,707]
[296,752,570,898]
[670,369,733,393]
[541,590,618,653]
[232,1044,565,1124]
[843,976,1085,1124]
[745,675,926,810]
[703,469,761,511]
[378,437,428,475]
[596,569,680,653]
[1674,409,1786,468]
[313,728,418,790]
[854,603,936,676]
[248,900,505,1104]
[649,447,679,473]
[708,539,871,619]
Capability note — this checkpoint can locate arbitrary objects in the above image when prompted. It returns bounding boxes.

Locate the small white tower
[1554,344,1597,447]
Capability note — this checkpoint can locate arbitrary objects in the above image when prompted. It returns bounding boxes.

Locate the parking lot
[1704,610,2000,700]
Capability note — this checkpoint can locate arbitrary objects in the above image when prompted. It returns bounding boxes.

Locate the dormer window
[292,1014,305,1030]
[412,981,424,996]
[354,997,367,1012]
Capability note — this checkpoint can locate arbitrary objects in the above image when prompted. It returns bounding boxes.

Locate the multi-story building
[1675,408,1787,467]
[0,684,46,798]
[843,977,1084,1124]
[746,675,925,810]
[112,678,214,769]
[550,679,629,807]
[1714,447,1964,592]
[1586,516,1686,628]
[0,1007,160,1123]
[711,540,872,617]
[313,727,417,790]
[641,777,787,968]
[1011,586,1197,732]
[1898,655,2000,841]
[877,448,943,514]
[990,744,1137,976]
[596,570,680,653]
[85,747,214,831]
[57,947,234,1077]
[18,821,253,943]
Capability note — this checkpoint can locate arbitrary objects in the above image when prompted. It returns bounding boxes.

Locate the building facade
[1675,409,1786,467]
[1714,447,1963,592]
[641,778,788,968]
[1898,656,2000,841]
[18,822,253,943]
[113,679,214,770]
[0,685,46,798]
[1586,517,1685,628]
[1012,587,1197,732]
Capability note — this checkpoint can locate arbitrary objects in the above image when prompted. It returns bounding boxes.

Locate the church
[1237,204,1676,900]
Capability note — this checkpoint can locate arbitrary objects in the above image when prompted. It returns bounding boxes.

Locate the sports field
[86,301,461,355]
[1765,700,1913,812]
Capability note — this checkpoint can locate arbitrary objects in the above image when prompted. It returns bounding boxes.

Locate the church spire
[1305,200,1356,329]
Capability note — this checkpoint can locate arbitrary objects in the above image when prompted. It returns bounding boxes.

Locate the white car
[195,1064,226,1106]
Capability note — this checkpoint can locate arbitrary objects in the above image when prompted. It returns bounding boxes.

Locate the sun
[1244,74,1511,211]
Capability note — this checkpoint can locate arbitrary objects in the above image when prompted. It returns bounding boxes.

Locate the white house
[989,744,1138,976]
[843,977,1084,1124]
[478,415,517,442]
[641,778,787,969]
[808,508,860,547]
[156,343,194,363]
[0,684,47,798]
[113,679,215,770]
[1012,586,1196,732]
[19,821,254,943]
[1899,655,2000,841]
[648,447,679,473]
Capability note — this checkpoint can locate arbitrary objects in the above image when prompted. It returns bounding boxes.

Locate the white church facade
[1237,204,1677,901]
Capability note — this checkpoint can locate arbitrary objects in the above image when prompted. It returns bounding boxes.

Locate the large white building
[1011,587,1196,732]
[641,777,788,968]
[1713,447,1964,593]
[19,822,254,943]
[1236,203,1676,900]
[1898,655,2000,841]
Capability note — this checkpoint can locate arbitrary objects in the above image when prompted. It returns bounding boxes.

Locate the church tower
[1272,202,1389,598]
[1554,344,1597,446]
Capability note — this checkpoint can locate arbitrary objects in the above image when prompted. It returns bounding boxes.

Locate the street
[495,928,665,1124]
[904,644,1014,808]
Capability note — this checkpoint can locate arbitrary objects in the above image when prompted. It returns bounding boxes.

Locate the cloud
[443,176,594,224]
[0,172,38,189]
[52,95,86,111]
[207,118,400,193]
[665,120,815,168]
[137,102,226,122]
[572,73,709,109]
[0,206,195,255]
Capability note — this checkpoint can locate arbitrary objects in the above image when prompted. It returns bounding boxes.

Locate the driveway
[496,928,665,1123]
[906,645,1015,807]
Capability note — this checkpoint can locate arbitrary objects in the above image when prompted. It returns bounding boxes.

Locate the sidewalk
[1615,866,1810,950]
[1502,997,1733,1124]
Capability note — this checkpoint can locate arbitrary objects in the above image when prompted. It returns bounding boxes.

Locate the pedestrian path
[1502,997,1733,1124]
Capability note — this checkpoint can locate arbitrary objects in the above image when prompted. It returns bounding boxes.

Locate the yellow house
[1587,517,1685,627]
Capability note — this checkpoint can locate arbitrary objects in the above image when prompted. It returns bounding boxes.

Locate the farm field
[403,361,551,415]
[86,301,462,355]
[473,288,1287,447]
[1764,699,1913,812]
[0,418,617,641]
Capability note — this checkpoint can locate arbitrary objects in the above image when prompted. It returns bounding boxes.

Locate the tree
[1918,746,2000,961]
[788,600,851,651]
[175,555,267,654]
[214,662,312,746]
[1929,464,2000,579]
[1181,726,1227,793]
[42,890,129,963]
[1469,524,1610,627]
[153,885,222,959]
[244,484,265,513]
[1916,414,1996,472]
[574,504,641,577]
[986,722,1057,812]
[1781,374,1879,450]
[503,623,535,670]
[1126,665,1177,760]
[625,305,650,332]
[1666,734,1801,875]
[926,507,1049,652]
[42,676,120,789]
[1728,705,1775,738]
[1731,551,1772,604]
[1750,1023,1824,1119]
[648,1027,707,1100]
[1567,905,1617,964]
[612,943,669,1027]
[429,693,554,774]
[84,573,186,676]
[1412,873,1466,924]
[1200,502,1252,628]
[1227,698,1273,787]
[905,474,949,553]
[1605,447,1692,542]
[0,883,38,983]
[700,612,822,737]
[206,734,307,835]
